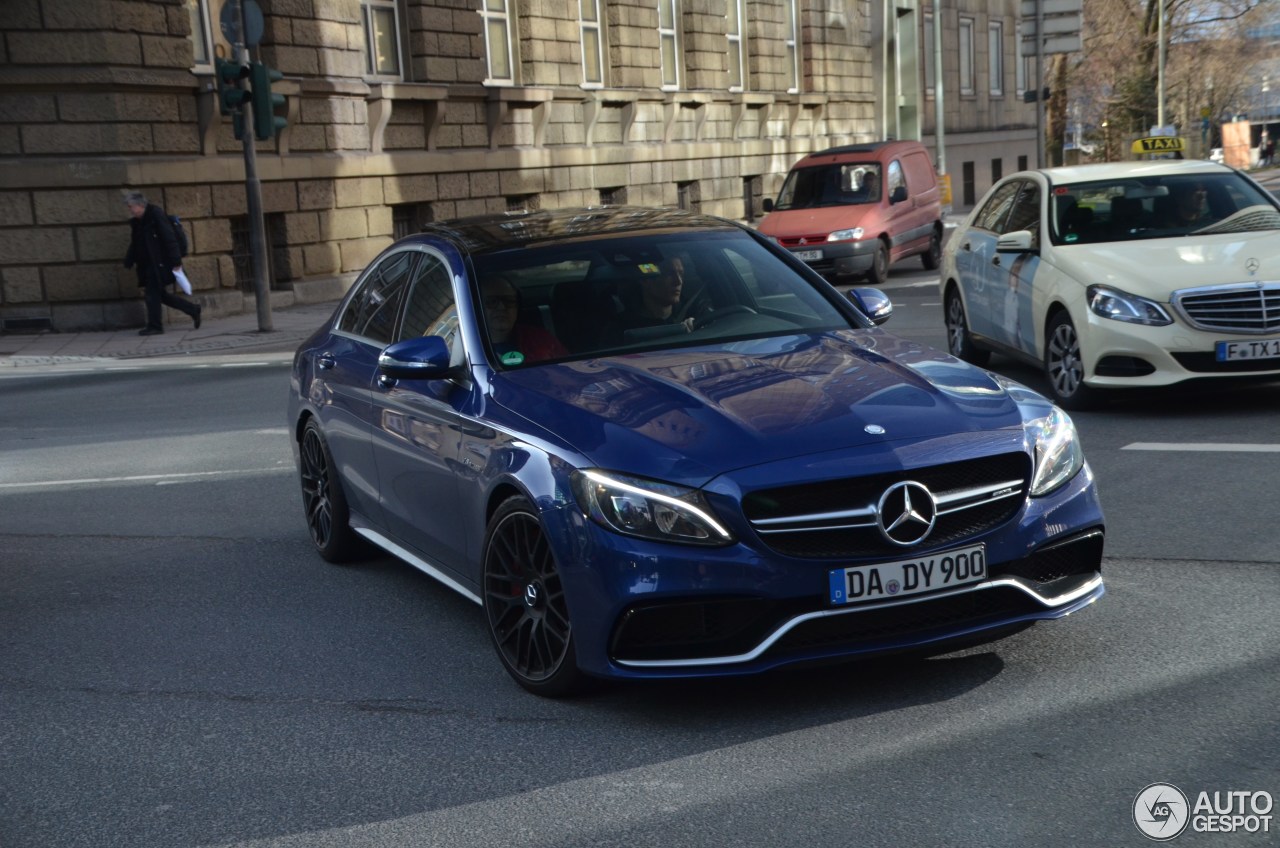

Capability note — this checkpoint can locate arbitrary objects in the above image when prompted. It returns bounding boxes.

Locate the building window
[727,0,746,91]
[481,0,516,84]
[962,160,975,207]
[992,158,1003,183]
[959,17,975,96]
[599,186,627,205]
[784,0,800,93]
[677,180,701,212]
[658,0,680,90]
[393,203,434,239]
[988,21,1004,96]
[186,0,214,69]
[230,214,285,292]
[362,0,402,78]
[743,175,762,222]
[507,194,540,213]
[1018,155,1028,171]
[580,0,604,87]
[922,12,934,97]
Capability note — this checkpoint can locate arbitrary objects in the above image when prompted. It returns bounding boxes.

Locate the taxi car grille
[742,453,1029,559]
[1173,283,1280,333]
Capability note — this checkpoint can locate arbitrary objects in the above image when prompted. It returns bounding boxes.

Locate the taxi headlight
[828,228,864,242]
[1087,285,1173,326]
[1027,406,1085,496]
[570,470,735,546]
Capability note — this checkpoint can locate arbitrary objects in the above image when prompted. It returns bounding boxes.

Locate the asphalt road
[2,294,1278,847]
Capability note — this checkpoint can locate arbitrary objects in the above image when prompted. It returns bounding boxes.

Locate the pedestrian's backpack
[168,214,189,257]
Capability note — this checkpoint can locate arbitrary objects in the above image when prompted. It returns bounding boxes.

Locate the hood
[489,331,1024,486]
[757,204,879,239]
[1055,231,1280,299]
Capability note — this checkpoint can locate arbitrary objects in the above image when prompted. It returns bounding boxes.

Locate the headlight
[570,470,735,546]
[1027,406,1085,496]
[1087,285,1172,326]
[827,227,864,242]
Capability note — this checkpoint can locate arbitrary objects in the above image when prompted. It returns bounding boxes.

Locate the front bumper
[787,240,877,278]
[1080,307,1280,388]
[550,459,1105,680]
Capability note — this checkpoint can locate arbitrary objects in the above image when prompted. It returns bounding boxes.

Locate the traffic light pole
[234,0,273,332]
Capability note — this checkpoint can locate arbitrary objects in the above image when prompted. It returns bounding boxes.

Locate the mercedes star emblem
[876,481,938,546]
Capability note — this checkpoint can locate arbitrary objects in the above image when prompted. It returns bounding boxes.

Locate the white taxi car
[939,160,1280,408]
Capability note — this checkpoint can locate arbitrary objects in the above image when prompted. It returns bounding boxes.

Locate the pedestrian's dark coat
[124,203,181,288]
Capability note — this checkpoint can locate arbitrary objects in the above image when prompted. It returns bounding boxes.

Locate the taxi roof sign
[1131,136,1186,154]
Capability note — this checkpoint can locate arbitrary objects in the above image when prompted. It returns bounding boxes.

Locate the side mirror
[847,287,893,325]
[890,185,908,204]
[378,335,453,380]
[995,230,1036,252]
[762,198,774,213]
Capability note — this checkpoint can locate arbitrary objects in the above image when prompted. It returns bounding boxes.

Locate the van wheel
[866,240,890,286]
[921,229,941,270]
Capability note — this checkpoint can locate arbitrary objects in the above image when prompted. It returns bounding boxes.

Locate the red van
[757,140,943,285]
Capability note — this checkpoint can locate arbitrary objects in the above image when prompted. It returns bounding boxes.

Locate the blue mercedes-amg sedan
[288,206,1104,696]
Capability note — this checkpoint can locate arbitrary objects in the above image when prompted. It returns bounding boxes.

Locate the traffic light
[215,57,251,116]
[249,62,287,141]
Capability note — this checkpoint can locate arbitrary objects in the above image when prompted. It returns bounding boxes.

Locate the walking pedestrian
[123,190,201,335]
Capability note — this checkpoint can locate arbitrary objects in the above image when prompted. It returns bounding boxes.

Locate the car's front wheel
[483,495,587,697]
[866,240,890,286]
[944,288,990,366]
[299,419,363,563]
[1044,311,1099,410]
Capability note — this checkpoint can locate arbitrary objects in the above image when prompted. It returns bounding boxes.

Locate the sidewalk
[0,298,338,369]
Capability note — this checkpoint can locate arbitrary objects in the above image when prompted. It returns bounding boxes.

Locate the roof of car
[796,139,922,164]
[1021,159,1234,185]
[408,206,742,254]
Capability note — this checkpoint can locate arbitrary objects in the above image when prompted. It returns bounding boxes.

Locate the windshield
[1050,172,1280,245]
[773,163,882,210]
[470,230,858,367]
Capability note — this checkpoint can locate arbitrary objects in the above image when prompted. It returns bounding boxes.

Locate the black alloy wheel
[944,288,991,366]
[299,419,361,562]
[867,240,890,286]
[1044,311,1099,410]
[483,496,586,697]
[921,229,942,270]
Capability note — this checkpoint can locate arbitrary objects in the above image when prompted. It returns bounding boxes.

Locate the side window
[973,181,1020,232]
[398,252,460,353]
[887,160,906,199]
[337,251,416,344]
[1004,183,1040,237]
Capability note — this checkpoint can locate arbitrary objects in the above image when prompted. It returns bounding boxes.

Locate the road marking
[0,468,290,490]
[1122,442,1280,453]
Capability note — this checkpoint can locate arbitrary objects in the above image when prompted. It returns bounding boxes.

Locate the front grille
[1174,283,1280,333]
[779,234,830,247]
[743,453,1029,559]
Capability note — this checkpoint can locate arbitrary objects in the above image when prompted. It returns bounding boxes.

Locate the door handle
[992,256,1002,267]
[962,241,972,252]
[317,354,335,370]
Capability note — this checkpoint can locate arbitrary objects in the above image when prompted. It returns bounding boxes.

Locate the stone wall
[0,0,885,331]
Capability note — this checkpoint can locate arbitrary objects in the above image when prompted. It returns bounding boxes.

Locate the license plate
[794,249,823,261]
[1216,337,1280,361]
[828,544,986,606]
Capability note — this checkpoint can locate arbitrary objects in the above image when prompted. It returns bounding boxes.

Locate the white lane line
[1122,442,1280,453]
[0,468,290,490]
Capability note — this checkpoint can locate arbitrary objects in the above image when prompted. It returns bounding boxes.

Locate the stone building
[0,0,1034,332]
